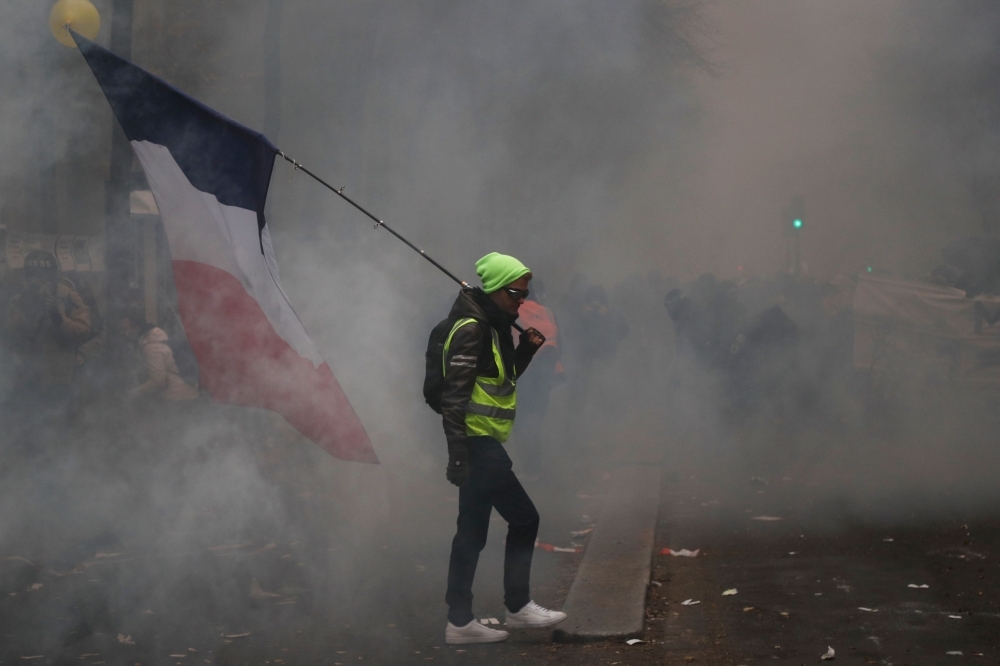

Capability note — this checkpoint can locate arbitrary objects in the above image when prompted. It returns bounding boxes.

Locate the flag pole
[278,152,526,333]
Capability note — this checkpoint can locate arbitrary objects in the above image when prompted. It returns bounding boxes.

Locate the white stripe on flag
[132,140,322,367]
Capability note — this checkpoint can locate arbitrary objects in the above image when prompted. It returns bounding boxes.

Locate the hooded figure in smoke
[2,250,92,455]
[434,252,567,644]
[4,250,91,404]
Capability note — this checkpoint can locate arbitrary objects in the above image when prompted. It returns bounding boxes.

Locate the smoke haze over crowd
[3,1,1000,660]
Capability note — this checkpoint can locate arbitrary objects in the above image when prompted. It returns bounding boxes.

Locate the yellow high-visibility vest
[443,317,516,443]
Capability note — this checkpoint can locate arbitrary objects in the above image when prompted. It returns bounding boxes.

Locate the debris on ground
[907,583,930,589]
[680,599,700,606]
[117,634,135,645]
[625,639,645,645]
[946,651,963,656]
[820,646,835,660]
[722,588,738,596]
[660,548,700,557]
[535,541,581,553]
[858,607,877,612]
[222,632,251,639]
[250,578,281,600]
[948,615,962,619]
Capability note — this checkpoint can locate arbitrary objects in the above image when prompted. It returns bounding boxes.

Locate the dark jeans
[445,436,540,626]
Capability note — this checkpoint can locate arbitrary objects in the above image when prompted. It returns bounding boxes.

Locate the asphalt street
[2,420,1000,665]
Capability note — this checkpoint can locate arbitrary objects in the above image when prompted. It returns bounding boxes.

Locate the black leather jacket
[441,288,537,444]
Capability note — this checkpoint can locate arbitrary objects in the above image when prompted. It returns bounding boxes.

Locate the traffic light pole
[793,232,801,276]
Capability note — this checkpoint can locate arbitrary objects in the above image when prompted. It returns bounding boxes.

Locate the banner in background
[853,274,1000,385]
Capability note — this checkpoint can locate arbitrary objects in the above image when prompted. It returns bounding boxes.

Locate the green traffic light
[792,218,803,229]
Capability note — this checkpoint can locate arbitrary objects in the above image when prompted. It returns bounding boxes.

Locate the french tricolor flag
[75,33,377,463]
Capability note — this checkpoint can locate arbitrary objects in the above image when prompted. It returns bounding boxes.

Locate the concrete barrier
[553,464,661,642]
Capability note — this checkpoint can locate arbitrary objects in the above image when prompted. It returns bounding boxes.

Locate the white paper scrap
[947,651,963,656]
[820,646,835,660]
[948,615,962,619]
[625,639,645,646]
[671,548,700,557]
[680,599,700,606]
[858,607,877,613]
[722,588,738,596]
[907,584,930,589]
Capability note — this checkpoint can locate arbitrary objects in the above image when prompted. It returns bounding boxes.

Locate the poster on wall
[71,236,91,272]
[5,231,24,269]
[55,235,77,273]
[88,236,105,272]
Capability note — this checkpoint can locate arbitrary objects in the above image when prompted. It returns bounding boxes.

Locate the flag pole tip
[49,0,101,48]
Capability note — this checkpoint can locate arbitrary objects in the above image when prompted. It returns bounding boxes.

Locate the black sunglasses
[503,287,529,300]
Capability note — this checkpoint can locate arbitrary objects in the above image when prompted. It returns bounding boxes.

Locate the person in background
[4,250,92,412]
[510,277,561,479]
[120,308,199,402]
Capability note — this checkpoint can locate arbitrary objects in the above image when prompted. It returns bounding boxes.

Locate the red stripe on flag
[172,259,377,463]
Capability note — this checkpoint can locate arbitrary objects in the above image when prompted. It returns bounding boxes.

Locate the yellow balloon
[49,0,101,48]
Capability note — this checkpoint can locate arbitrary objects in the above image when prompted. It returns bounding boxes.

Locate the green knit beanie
[475,252,531,294]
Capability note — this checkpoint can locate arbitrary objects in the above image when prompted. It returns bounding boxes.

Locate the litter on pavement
[680,599,700,606]
[722,588,738,596]
[659,548,700,557]
[535,541,581,553]
[948,615,962,619]
[820,646,835,660]
[907,584,930,589]
[946,651,963,656]
[250,578,281,600]
[625,639,645,645]
[858,607,877,612]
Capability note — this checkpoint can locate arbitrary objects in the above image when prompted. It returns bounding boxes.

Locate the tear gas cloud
[2,0,1000,657]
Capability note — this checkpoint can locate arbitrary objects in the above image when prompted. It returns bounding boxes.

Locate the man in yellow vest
[441,252,567,644]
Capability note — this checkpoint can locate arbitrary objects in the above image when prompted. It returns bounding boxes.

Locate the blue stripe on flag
[73,31,276,223]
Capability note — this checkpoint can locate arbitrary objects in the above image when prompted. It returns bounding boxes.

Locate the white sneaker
[445,620,510,644]
[505,601,567,629]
